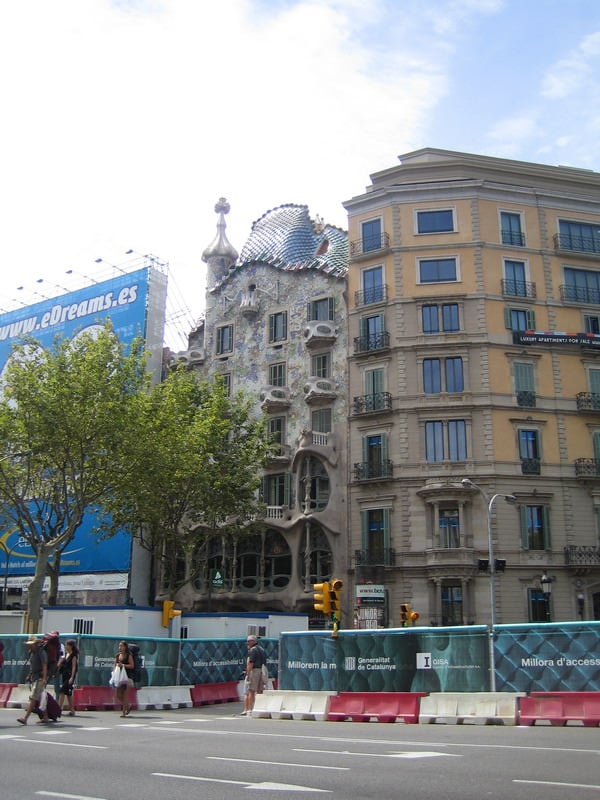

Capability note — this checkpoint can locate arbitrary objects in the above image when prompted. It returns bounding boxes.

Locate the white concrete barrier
[419,693,523,725]
[251,690,335,720]
[136,685,193,710]
[5,684,32,709]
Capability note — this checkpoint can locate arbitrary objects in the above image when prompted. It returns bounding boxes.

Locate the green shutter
[328,297,335,320]
[520,505,529,550]
[382,508,391,550]
[542,506,551,550]
[504,308,512,329]
[283,472,291,506]
[514,362,534,392]
[360,510,369,550]
[525,309,536,329]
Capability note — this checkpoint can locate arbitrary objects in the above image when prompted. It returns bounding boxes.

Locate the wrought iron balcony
[353,460,393,481]
[352,392,392,415]
[554,233,600,257]
[350,232,390,258]
[574,458,600,479]
[516,390,536,408]
[560,284,600,305]
[501,229,526,247]
[521,458,540,475]
[355,285,388,306]
[564,544,600,566]
[501,279,536,299]
[576,392,600,412]
[353,331,390,355]
[354,548,396,567]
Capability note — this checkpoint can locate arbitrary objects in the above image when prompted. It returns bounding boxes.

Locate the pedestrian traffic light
[400,603,411,627]
[162,600,182,628]
[313,581,331,616]
[330,579,343,637]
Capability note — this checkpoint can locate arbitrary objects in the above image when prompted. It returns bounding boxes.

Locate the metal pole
[486,495,501,694]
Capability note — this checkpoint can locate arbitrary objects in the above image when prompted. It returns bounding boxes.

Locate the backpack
[127,643,143,684]
[42,632,61,679]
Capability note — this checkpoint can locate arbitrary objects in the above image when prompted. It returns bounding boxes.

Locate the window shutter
[360,510,369,550]
[520,505,529,550]
[542,506,551,550]
[283,472,291,506]
[504,308,512,329]
[328,297,335,319]
[382,508,390,550]
[514,362,534,392]
[525,309,536,329]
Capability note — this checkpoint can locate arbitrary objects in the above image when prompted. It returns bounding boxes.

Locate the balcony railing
[576,392,600,412]
[501,279,536,299]
[501,229,526,247]
[353,460,393,481]
[350,232,390,257]
[352,392,392,415]
[564,544,600,566]
[354,548,396,567]
[516,390,536,408]
[521,458,541,475]
[355,285,388,307]
[574,458,600,478]
[554,233,600,256]
[353,331,390,355]
[560,284,600,305]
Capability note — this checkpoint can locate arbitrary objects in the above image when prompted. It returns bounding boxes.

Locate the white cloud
[541,30,600,99]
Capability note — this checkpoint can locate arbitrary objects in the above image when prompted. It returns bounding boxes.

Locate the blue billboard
[0,267,166,580]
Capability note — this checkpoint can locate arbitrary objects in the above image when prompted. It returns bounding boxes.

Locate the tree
[0,324,147,632]
[103,367,272,601]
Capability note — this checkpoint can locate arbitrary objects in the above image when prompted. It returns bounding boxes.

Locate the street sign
[210,569,224,588]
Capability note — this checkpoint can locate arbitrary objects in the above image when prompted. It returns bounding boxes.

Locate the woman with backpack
[114,640,134,717]
[58,640,79,716]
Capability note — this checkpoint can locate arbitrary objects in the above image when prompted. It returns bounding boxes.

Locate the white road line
[154,772,330,792]
[37,792,109,799]
[295,748,460,759]
[514,779,600,791]
[208,756,348,770]
[14,738,107,749]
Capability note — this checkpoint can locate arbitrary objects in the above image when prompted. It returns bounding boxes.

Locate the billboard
[0,266,167,580]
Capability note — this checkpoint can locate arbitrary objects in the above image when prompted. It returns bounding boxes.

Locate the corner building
[344,148,600,628]
[175,200,348,620]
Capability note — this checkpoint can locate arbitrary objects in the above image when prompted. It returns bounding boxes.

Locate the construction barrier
[251,690,336,720]
[327,692,427,723]
[418,692,523,725]
[136,685,193,710]
[519,692,600,727]
[0,683,17,708]
[72,686,134,711]
[191,681,241,706]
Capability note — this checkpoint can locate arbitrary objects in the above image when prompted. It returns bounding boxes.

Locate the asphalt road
[1,702,599,799]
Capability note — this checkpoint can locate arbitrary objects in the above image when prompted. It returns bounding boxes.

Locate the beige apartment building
[344,148,600,629]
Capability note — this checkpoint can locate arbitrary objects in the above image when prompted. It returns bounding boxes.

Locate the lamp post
[461,479,516,693]
[540,572,554,622]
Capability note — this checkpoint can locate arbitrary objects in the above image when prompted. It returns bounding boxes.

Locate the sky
[1,0,599,349]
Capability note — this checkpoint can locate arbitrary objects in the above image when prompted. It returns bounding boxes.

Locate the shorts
[248,668,262,693]
[29,678,46,703]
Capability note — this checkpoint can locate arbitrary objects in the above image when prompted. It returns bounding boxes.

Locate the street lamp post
[540,572,554,622]
[461,478,516,693]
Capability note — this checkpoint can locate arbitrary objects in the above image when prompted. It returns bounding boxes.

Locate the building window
[528,588,548,622]
[563,267,600,305]
[520,505,551,551]
[425,420,467,462]
[361,265,385,304]
[418,257,458,284]
[219,372,232,396]
[422,303,460,334]
[311,407,332,433]
[504,259,528,296]
[358,312,388,351]
[559,220,600,254]
[514,362,535,407]
[519,429,540,474]
[423,357,464,394]
[269,416,286,452]
[439,508,459,548]
[269,362,286,386]
[500,212,525,246]
[441,582,463,625]
[311,352,331,379]
[584,314,600,334]
[216,324,233,355]
[360,508,391,565]
[262,473,291,507]
[269,311,288,343]
[307,297,334,321]
[416,208,455,234]
[361,218,382,252]
[505,307,535,331]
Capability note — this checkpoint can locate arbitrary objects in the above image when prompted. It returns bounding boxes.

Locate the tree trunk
[26,542,54,634]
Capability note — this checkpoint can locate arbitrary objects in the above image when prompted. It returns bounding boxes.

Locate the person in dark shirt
[17,637,49,725]
[242,635,266,715]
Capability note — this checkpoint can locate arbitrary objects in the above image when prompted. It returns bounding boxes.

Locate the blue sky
[0,0,598,348]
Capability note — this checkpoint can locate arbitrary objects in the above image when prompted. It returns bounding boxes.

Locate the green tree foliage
[103,367,272,599]
[0,324,147,631]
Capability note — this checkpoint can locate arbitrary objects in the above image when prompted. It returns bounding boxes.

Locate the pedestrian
[17,636,49,725]
[113,640,134,717]
[53,634,65,698]
[58,639,78,716]
[242,635,266,714]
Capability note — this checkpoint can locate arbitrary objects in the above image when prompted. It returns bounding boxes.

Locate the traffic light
[313,581,331,616]
[161,600,182,628]
[400,603,411,627]
[410,611,420,624]
[330,579,343,637]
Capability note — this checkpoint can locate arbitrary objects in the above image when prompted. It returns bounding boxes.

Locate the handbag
[110,665,127,687]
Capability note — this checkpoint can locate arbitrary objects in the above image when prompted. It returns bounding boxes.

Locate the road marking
[208,756,348,770]
[37,792,108,799]
[154,772,330,792]
[515,779,600,791]
[14,738,107,749]
[295,748,459,760]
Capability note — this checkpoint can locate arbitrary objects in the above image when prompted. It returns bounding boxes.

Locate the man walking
[17,636,49,725]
